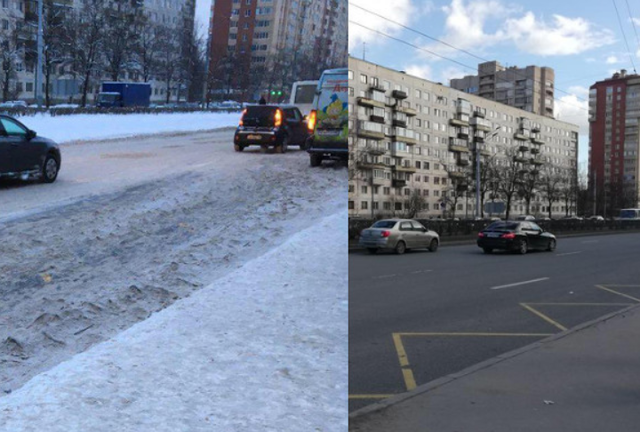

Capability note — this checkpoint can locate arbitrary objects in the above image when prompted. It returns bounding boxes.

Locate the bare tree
[497,147,527,220]
[39,0,74,107]
[539,165,563,219]
[559,166,578,216]
[0,21,22,102]
[404,189,426,219]
[103,0,142,81]
[155,24,181,104]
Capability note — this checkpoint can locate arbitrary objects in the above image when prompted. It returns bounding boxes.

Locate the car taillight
[501,233,516,239]
[381,230,391,238]
[274,109,282,127]
[478,232,485,238]
[307,109,317,132]
[239,108,247,126]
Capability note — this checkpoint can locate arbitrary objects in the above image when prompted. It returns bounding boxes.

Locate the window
[361,201,368,210]
[360,74,367,84]
[0,118,27,136]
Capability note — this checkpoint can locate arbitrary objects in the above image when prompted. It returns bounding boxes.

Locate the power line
[612,0,638,73]
[624,0,640,58]
[349,20,588,113]
[350,2,589,104]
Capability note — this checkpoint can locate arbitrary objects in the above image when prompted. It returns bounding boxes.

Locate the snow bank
[19,112,240,144]
[0,210,348,432]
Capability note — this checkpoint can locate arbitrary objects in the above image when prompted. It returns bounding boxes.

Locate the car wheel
[428,239,439,252]
[277,135,289,154]
[41,154,59,183]
[367,248,378,255]
[234,144,244,152]
[310,154,322,167]
[547,238,556,252]
[483,247,493,254]
[395,241,406,255]
[516,239,528,255]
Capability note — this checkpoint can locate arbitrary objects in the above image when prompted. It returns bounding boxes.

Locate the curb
[349,302,640,422]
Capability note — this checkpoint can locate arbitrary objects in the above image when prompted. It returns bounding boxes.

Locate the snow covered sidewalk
[0,211,348,432]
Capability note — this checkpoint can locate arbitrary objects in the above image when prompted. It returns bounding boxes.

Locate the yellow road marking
[398,332,554,337]
[595,285,640,303]
[392,333,417,391]
[349,394,395,400]
[520,303,568,331]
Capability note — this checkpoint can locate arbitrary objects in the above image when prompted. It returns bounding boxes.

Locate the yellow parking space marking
[398,332,554,337]
[520,303,568,331]
[392,333,416,391]
[349,394,395,400]
[595,285,640,303]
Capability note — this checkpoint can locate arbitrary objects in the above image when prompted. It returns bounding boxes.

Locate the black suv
[234,105,309,153]
[0,115,61,183]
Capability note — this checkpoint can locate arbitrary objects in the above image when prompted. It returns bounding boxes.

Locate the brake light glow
[501,233,516,239]
[274,109,282,127]
[478,232,485,238]
[381,230,391,238]
[307,109,317,133]
[239,109,247,126]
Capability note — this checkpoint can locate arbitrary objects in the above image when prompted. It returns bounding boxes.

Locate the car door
[0,117,39,172]
[521,222,543,249]
[398,221,416,248]
[284,108,304,143]
[0,122,12,174]
[411,221,430,248]
[528,222,546,249]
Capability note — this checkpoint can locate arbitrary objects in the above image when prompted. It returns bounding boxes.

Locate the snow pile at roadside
[0,210,348,432]
[17,112,239,144]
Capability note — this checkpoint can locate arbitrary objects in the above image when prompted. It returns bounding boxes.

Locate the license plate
[488,232,501,238]
[247,134,262,140]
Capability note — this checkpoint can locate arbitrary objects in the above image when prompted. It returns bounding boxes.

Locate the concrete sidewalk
[350,304,640,432]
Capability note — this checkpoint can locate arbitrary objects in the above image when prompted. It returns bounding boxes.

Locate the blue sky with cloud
[349,0,640,167]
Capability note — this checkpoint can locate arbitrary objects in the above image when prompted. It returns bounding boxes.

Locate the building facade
[2,0,195,104]
[588,70,640,213]
[451,61,555,118]
[207,0,347,101]
[349,57,579,219]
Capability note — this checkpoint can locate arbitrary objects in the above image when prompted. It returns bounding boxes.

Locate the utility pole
[35,0,44,109]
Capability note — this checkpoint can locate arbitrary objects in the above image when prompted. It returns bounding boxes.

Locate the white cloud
[349,0,418,51]
[555,93,588,136]
[606,55,620,64]
[567,85,589,99]
[404,64,434,81]
[504,12,615,55]
[439,66,467,83]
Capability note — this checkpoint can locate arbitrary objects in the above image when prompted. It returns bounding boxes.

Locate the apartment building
[588,69,640,212]
[349,57,579,219]
[450,61,555,118]
[207,0,347,100]
[3,0,195,104]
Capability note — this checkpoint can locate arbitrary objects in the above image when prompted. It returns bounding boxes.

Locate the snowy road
[0,127,346,398]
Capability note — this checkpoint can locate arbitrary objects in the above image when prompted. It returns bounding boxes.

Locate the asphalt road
[349,232,640,412]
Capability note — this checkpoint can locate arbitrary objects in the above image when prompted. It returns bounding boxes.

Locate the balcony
[369,114,384,123]
[473,110,486,118]
[457,155,470,166]
[479,149,491,157]
[530,158,544,166]
[450,117,470,127]
[369,176,387,186]
[394,105,417,116]
[392,118,407,128]
[357,161,386,170]
[474,131,486,142]
[393,165,417,174]
[530,135,545,145]
[449,138,469,153]
[514,132,529,141]
[365,144,386,156]
[369,82,386,93]
[448,171,466,179]
[392,89,408,99]
[357,121,384,140]
[391,128,417,145]
[469,117,492,132]
[457,127,470,139]
[518,145,529,152]
[530,147,540,154]
[357,96,385,108]
[392,179,407,188]
[513,155,529,164]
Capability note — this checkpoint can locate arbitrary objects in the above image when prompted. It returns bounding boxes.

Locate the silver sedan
[359,218,440,254]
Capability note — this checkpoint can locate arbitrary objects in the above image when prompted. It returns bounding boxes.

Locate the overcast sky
[195,0,211,37]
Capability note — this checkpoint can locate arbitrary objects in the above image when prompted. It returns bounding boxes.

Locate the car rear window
[242,106,278,127]
[372,220,397,229]
[486,222,519,231]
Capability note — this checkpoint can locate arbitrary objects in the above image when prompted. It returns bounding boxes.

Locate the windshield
[619,210,639,219]
[372,220,397,229]
[294,84,317,104]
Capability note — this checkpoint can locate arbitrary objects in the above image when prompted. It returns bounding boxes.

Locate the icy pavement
[15,112,240,144]
[0,210,348,431]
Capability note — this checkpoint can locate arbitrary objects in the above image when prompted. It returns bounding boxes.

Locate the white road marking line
[490,277,550,290]
[410,270,433,274]
[556,251,583,256]
[374,274,397,279]
[581,240,599,244]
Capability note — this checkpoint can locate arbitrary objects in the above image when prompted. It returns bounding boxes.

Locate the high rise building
[450,61,555,118]
[588,70,640,213]
[207,0,347,101]
[349,57,579,219]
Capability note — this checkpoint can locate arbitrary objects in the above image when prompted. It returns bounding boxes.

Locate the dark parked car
[0,115,61,183]
[234,105,309,153]
[477,221,556,254]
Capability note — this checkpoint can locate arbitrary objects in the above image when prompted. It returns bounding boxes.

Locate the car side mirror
[26,130,36,140]
[422,227,428,232]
